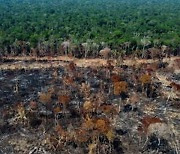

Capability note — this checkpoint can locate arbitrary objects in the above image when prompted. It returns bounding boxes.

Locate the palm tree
[82,39,92,58]
[161,45,169,58]
[61,40,70,56]
[91,42,99,57]
[140,36,151,58]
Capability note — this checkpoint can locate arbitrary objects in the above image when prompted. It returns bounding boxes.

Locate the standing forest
[0,0,180,57]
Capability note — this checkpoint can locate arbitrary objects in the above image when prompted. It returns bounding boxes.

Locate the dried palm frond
[111,74,121,83]
[68,61,76,72]
[58,95,71,106]
[75,129,90,143]
[138,116,163,134]
[99,104,118,115]
[39,92,52,104]
[95,118,110,133]
[63,75,74,86]
[82,116,95,130]
[80,82,91,98]
[53,107,62,114]
[139,74,151,85]
[114,81,128,95]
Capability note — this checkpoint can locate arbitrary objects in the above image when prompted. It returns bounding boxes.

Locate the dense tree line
[0,0,180,57]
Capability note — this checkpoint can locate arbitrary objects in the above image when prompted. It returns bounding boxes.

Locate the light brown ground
[1,56,180,70]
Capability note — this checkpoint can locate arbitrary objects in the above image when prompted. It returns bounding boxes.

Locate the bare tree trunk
[142,46,145,59]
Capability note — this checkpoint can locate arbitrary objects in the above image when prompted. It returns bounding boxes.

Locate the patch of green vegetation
[0,0,180,54]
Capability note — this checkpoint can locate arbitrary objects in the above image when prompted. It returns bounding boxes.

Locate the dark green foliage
[0,0,180,55]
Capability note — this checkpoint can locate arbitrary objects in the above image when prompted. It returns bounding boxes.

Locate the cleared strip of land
[0,56,179,70]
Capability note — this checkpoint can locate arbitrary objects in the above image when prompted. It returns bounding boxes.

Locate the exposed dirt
[0,56,179,70]
[0,56,179,154]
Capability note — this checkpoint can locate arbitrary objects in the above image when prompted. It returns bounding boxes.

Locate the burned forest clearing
[0,56,179,154]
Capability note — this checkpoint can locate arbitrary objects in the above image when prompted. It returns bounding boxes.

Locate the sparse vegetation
[0,57,179,153]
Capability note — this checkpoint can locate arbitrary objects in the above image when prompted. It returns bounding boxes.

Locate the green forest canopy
[0,0,180,52]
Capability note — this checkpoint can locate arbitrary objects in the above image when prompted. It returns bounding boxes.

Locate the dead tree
[99,47,111,59]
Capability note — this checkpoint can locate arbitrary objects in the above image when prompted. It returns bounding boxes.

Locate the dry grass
[1,56,179,70]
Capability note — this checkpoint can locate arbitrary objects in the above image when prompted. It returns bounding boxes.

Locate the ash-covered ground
[0,59,179,154]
